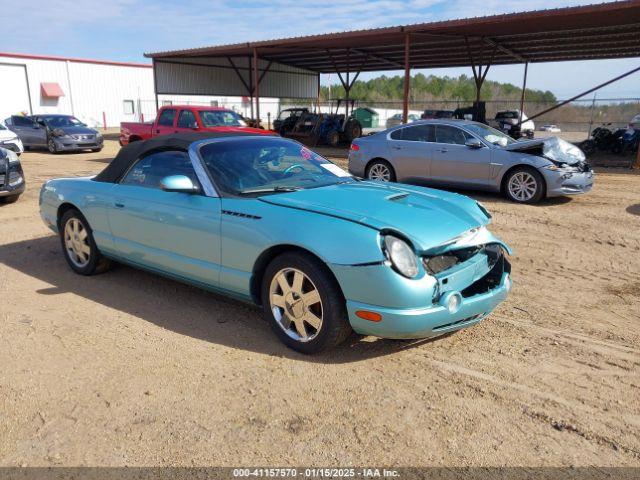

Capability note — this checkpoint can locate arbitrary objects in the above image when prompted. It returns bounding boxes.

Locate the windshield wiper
[238,186,302,195]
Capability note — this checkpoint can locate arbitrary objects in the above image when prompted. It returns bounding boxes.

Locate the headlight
[52,128,67,137]
[544,163,578,172]
[383,235,419,278]
[96,132,103,139]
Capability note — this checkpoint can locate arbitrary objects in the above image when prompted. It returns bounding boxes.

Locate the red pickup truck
[120,105,270,145]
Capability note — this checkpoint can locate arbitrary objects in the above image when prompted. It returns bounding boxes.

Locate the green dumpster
[353,107,379,129]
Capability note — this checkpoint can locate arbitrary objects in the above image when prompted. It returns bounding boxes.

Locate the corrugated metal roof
[146,1,640,72]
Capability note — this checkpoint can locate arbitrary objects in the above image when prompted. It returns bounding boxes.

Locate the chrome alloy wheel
[269,268,323,342]
[368,163,391,182]
[64,218,91,268]
[508,171,538,202]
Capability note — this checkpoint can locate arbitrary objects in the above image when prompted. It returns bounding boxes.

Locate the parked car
[348,120,594,204]
[386,113,419,129]
[40,132,512,353]
[0,121,24,154]
[629,114,640,131]
[0,147,25,204]
[6,114,103,153]
[273,107,310,135]
[490,110,535,139]
[540,124,561,133]
[120,105,270,146]
[421,109,455,120]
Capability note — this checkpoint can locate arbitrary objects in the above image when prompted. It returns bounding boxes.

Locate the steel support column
[403,34,411,124]
[519,62,529,125]
[152,59,159,112]
[253,48,260,127]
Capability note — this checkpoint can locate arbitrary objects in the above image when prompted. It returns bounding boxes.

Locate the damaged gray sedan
[348,120,594,203]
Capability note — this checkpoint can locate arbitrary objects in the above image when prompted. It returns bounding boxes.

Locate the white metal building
[0,52,280,127]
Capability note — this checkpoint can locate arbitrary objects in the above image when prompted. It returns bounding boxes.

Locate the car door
[154,108,177,136]
[175,109,197,133]
[386,124,435,182]
[106,149,222,287]
[429,124,491,188]
[9,116,47,147]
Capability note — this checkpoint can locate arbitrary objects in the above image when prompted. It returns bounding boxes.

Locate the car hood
[259,181,490,252]
[54,125,98,135]
[503,136,585,164]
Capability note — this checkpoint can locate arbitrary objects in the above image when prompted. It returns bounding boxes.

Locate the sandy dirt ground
[1,140,639,467]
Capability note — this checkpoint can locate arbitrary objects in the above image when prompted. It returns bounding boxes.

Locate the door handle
[114,203,125,209]
[437,148,448,153]
[392,145,402,150]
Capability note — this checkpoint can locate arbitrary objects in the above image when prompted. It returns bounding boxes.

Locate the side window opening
[435,125,470,145]
[177,110,197,128]
[120,150,200,191]
[157,109,176,127]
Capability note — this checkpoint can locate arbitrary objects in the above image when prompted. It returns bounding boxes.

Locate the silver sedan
[348,120,594,203]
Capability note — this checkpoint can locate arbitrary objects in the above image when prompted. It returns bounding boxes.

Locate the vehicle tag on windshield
[320,163,351,177]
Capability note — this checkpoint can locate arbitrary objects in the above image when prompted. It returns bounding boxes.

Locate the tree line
[320,73,557,104]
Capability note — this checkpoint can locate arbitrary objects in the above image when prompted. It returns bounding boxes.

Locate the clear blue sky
[2,0,639,99]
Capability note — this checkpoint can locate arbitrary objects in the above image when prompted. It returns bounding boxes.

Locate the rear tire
[504,167,545,204]
[326,130,339,147]
[345,120,362,142]
[59,209,112,275]
[261,252,351,354]
[366,159,396,182]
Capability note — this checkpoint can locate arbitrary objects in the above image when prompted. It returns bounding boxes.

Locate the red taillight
[350,143,360,151]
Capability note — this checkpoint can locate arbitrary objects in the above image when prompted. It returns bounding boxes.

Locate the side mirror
[465,138,484,149]
[159,175,199,194]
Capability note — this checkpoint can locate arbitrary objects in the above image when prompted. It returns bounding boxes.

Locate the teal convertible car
[40,133,512,353]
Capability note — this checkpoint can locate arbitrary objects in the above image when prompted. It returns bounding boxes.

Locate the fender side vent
[222,210,261,220]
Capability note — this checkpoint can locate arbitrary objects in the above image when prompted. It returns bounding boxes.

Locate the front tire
[59,209,112,275]
[261,252,351,354]
[91,148,103,153]
[366,159,396,182]
[504,167,545,203]
[47,137,59,154]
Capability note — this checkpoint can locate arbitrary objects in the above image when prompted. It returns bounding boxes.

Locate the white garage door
[0,63,31,120]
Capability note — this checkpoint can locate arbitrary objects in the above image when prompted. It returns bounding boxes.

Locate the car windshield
[39,116,86,127]
[199,110,245,127]
[198,137,354,196]
[464,123,516,146]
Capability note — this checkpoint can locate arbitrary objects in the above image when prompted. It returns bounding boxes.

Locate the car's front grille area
[461,254,511,298]
[423,244,503,275]
[71,134,95,141]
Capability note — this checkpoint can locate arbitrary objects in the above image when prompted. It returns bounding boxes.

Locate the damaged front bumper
[544,169,594,197]
[331,234,512,339]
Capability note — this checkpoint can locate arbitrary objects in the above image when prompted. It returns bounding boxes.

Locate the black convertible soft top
[94,132,273,183]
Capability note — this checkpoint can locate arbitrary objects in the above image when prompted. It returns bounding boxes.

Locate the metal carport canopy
[145,1,640,124]
[146,2,640,72]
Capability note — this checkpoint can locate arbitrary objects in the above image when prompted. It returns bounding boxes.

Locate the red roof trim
[0,52,151,69]
[41,82,65,98]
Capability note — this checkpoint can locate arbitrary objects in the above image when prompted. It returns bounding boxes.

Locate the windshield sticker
[320,163,351,177]
[300,147,312,160]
